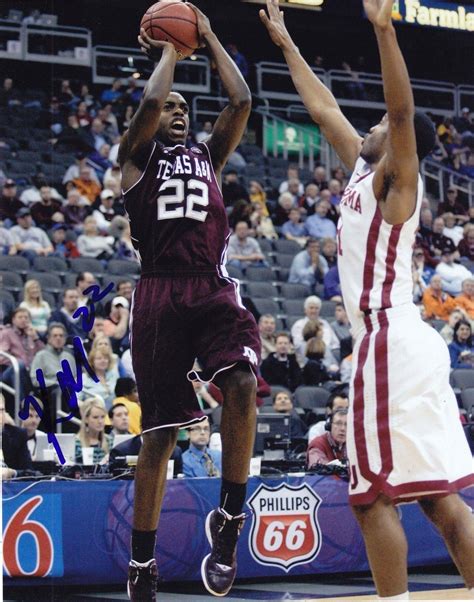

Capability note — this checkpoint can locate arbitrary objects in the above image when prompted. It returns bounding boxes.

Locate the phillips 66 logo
[247,483,322,571]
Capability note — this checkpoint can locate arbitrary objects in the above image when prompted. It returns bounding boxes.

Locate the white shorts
[347,303,474,506]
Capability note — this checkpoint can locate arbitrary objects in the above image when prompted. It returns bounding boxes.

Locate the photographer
[306,408,348,468]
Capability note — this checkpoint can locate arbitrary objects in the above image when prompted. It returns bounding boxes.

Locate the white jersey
[338,157,423,336]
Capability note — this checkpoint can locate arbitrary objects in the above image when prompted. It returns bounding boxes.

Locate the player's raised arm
[260,0,362,171]
[187,3,252,175]
[118,30,177,171]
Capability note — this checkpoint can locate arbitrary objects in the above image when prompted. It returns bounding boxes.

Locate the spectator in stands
[248,180,268,214]
[40,96,64,135]
[183,419,222,477]
[19,397,47,461]
[196,121,213,143]
[273,192,295,227]
[58,79,77,107]
[259,314,277,361]
[439,309,466,345]
[113,218,138,262]
[328,179,343,208]
[302,337,330,386]
[307,165,328,190]
[116,279,134,305]
[331,166,348,188]
[19,280,51,337]
[55,114,91,153]
[330,303,351,342]
[0,226,15,256]
[100,78,123,105]
[88,143,113,182]
[450,278,474,319]
[103,163,122,197]
[113,377,141,435]
[454,107,473,136]
[1,394,32,480]
[49,288,82,340]
[288,238,328,290]
[92,189,117,232]
[10,208,53,261]
[442,213,464,246]
[61,188,89,231]
[260,333,301,392]
[418,207,433,242]
[50,223,80,259]
[72,167,102,205]
[0,179,25,226]
[122,77,143,107]
[460,153,474,179]
[63,153,100,186]
[301,320,340,374]
[437,188,467,220]
[80,346,119,409]
[308,392,349,440]
[226,43,249,78]
[103,296,130,352]
[321,238,338,269]
[323,265,341,301]
[0,77,22,108]
[299,183,319,216]
[282,207,308,247]
[77,216,114,259]
[227,221,266,270]
[304,200,337,239]
[428,216,455,259]
[30,185,62,230]
[306,408,348,468]
[20,175,63,206]
[291,295,339,364]
[435,248,472,296]
[222,170,249,207]
[76,100,93,127]
[108,403,131,436]
[30,322,73,390]
[412,247,434,301]
[250,203,277,240]
[75,398,112,464]
[448,319,474,369]
[228,199,253,230]
[272,390,307,439]
[0,307,43,399]
[422,274,454,320]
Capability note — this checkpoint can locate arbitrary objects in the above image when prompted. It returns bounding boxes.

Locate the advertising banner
[391,0,474,31]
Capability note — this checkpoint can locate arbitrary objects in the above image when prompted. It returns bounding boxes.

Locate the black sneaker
[127,558,158,601]
[201,507,245,597]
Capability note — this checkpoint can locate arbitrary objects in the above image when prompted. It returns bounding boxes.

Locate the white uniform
[338,157,474,505]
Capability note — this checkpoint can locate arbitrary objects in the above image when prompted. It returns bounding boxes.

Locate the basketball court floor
[4,567,472,601]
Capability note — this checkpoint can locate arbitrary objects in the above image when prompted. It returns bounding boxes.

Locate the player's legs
[419,494,474,589]
[352,495,409,598]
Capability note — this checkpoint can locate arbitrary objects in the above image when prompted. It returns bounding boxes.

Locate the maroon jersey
[123,141,230,273]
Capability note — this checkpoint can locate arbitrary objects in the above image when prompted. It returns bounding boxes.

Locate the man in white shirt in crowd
[19,397,47,461]
[291,295,339,364]
[227,221,266,270]
[10,208,53,261]
[436,247,472,296]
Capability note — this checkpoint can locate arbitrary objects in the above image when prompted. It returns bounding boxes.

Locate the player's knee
[419,494,466,531]
[142,427,178,455]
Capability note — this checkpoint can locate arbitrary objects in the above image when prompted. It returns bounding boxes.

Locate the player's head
[156,91,190,146]
[361,111,436,164]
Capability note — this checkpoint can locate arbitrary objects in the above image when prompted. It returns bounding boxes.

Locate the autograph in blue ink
[18,282,115,464]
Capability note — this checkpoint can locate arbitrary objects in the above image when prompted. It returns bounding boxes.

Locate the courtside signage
[391,0,474,31]
[247,483,322,571]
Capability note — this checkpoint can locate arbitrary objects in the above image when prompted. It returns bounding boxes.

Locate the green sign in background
[265,120,321,159]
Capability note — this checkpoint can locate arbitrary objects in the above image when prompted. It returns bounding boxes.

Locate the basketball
[140,1,199,60]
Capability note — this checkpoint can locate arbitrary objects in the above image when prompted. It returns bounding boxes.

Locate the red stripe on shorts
[359,209,383,312]
[381,224,403,308]
[374,310,393,478]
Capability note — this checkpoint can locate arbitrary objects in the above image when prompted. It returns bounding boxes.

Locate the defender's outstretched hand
[363,0,394,29]
[186,3,213,47]
[138,28,175,61]
[259,0,292,50]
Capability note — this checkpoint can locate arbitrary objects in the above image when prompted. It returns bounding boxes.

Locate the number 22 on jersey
[157,178,209,222]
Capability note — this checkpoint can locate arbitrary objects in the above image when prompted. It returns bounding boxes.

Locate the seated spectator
[76,100,93,127]
[289,239,328,290]
[307,165,328,190]
[1,394,32,479]
[10,208,53,261]
[0,179,25,225]
[453,107,473,136]
[195,121,213,143]
[61,188,90,231]
[428,217,456,260]
[448,319,474,369]
[228,199,253,230]
[0,226,15,256]
[304,200,337,239]
[49,288,83,341]
[0,77,22,108]
[103,163,122,197]
[50,224,80,259]
[19,279,51,336]
[279,165,304,196]
[301,320,340,374]
[116,279,135,305]
[450,278,474,319]
[92,189,119,233]
[323,265,342,301]
[435,248,472,296]
[457,225,474,260]
[222,171,249,207]
[459,152,474,179]
[30,186,62,230]
[114,220,138,262]
[331,166,348,188]
[90,334,122,374]
[80,346,119,409]
[75,398,112,464]
[113,378,141,435]
[422,274,455,320]
[418,207,433,243]
[101,78,123,105]
[412,247,434,301]
[227,221,266,270]
[281,208,308,247]
[250,203,277,240]
[307,392,349,441]
[88,144,113,182]
[108,403,131,436]
[77,216,114,259]
[330,303,351,342]
[248,180,268,214]
[30,323,74,390]
[299,183,319,216]
[260,333,301,392]
[306,408,348,468]
[0,307,44,400]
[327,179,343,207]
[259,314,277,361]
[437,188,468,221]
[273,192,295,227]
[19,396,47,461]
[272,390,307,439]
[321,238,338,269]
[439,309,466,345]
[182,420,222,478]
[72,167,102,205]
[104,296,130,352]
[442,212,464,246]
[63,153,101,186]
[302,337,331,386]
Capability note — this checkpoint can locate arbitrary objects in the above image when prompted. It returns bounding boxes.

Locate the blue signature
[18,282,115,464]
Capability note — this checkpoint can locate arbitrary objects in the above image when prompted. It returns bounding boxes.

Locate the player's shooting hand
[138,28,176,61]
[363,0,394,30]
[186,3,213,47]
[259,0,292,50]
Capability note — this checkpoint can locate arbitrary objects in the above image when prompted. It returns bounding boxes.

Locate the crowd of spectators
[429,109,474,178]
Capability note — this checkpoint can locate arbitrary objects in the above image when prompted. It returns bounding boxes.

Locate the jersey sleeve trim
[122,140,157,196]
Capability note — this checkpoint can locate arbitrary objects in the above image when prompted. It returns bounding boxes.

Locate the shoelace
[213,514,245,566]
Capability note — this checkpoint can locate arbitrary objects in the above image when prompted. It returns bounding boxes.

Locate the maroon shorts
[130,272,260,433]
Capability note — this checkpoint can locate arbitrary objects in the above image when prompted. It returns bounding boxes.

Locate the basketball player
[120,6,259,600]
[261,0,474,599]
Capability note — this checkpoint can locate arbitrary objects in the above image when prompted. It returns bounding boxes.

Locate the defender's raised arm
[260,0,362,171]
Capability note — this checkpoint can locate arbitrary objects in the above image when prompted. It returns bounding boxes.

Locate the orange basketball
[140,1,199,60]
